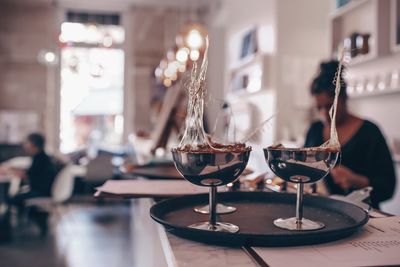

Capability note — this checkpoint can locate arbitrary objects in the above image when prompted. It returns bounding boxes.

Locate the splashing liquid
[177,37,250,153]
[320,48,345,150]
[178,37,211,150]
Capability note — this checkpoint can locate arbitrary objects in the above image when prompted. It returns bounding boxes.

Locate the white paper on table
[253,216,400,267]
[96,179,214,197]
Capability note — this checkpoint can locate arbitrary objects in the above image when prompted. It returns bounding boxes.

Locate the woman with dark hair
[305,60,396,208]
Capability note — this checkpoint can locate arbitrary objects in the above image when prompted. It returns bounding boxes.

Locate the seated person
[305,60,396,209]
[8,133,57,210]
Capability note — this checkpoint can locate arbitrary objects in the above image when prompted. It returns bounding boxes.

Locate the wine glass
[264,147,339,231]
[191,102,241,215]
[172,148,251,232]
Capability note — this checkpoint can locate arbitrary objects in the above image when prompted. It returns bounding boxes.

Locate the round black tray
[150,191,368,247]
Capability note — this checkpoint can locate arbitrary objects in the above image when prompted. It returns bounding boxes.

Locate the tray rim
[150,191,369,244]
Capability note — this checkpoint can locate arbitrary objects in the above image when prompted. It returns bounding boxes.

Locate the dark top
[27,151,57,196]
[304,120,396,208]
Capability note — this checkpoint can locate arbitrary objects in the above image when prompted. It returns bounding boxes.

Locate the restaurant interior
[0,0,400,266]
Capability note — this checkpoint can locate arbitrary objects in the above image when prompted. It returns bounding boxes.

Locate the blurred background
[0,0,399,266]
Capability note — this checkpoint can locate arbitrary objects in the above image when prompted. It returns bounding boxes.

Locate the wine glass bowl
[172,150,251,186]
[171,148,251,233]
[264,147,339,231]
[265,147,339,183]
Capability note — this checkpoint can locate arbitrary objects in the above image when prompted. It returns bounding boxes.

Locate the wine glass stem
[296,182,304,224]
[209,186,217,227]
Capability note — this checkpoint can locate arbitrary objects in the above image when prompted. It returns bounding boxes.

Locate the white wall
[273,0,331,142]
[0,2,59,151]
[205,25,226,133]
[205,0,331,171]
[205,0,276,127]
[205,0,276,173]
[206,0,332,141]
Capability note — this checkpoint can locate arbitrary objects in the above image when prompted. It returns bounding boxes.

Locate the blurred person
[304,60,396,208]
[6,133,57,235]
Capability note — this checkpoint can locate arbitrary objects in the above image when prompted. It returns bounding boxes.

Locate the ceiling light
[44,52,56,63]
[155,67,163,77]
[186,29,203,50]
[178,64,186,73]
[176,47,189,63]
[163,79,172,87]
[189,50,200,61]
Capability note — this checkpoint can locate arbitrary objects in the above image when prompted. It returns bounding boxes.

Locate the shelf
[330,0,369,19]
[227,88,269,99]
[348,87,400,99]
[347,53,377,66]
[228,53,262,73]
[330,0,380,60]
[331,0,393,67]
[228,53,269,96]
[391,0,400,53]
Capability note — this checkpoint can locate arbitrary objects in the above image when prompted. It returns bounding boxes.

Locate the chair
[25,165,86,212]
[84,155,115,189]
[2,156,32,170]
[8,177,21,198]
[21,165,85,236]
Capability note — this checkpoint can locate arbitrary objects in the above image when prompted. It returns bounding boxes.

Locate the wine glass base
[194,203,237,214]
[189,221,239,233]
[274,217,325,231]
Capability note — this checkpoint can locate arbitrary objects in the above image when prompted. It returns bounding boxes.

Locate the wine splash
[321,47,345,150]
[177,36,212,151]
[177,37,250,153]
